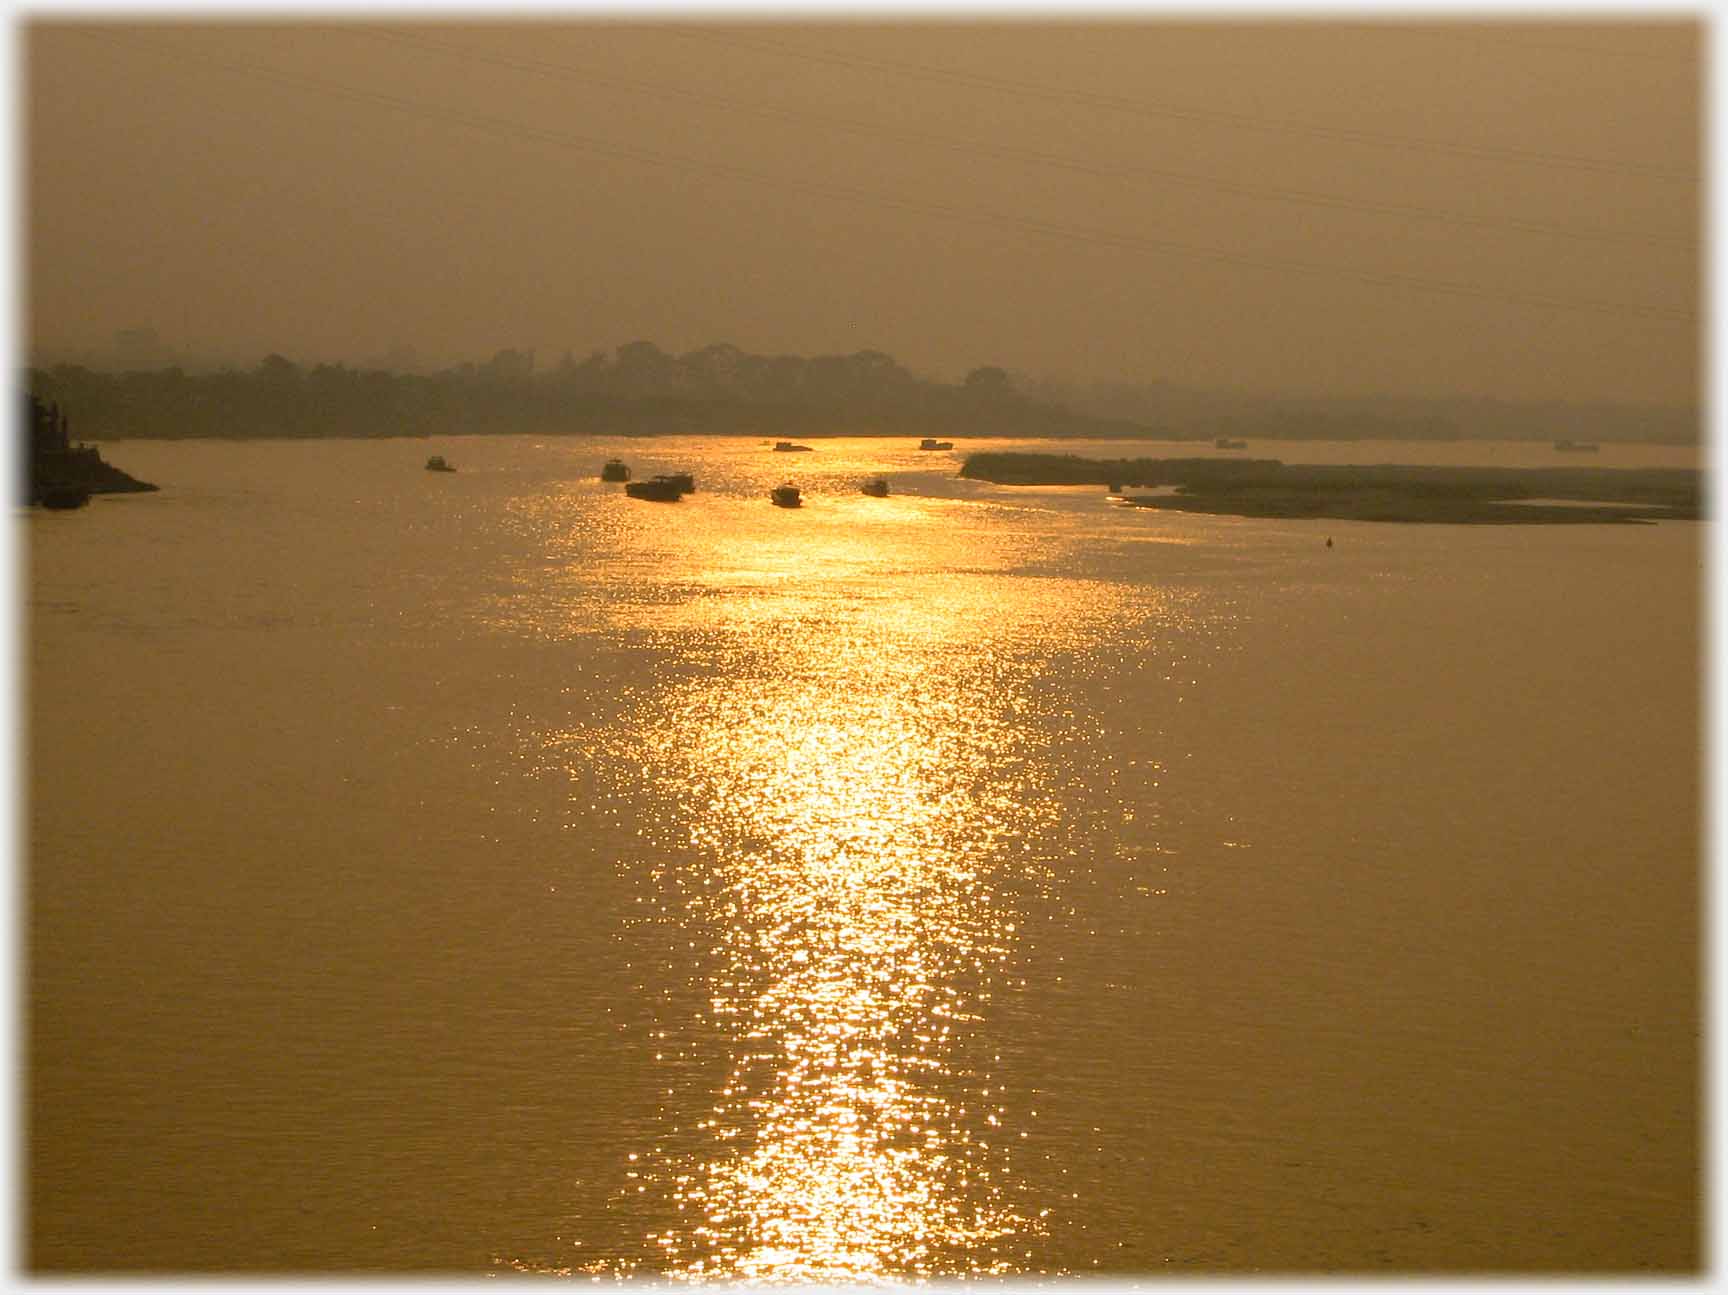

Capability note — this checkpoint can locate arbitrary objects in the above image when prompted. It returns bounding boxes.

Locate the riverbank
[959,452,1701,524]
[26,394,157,505]
[33,444,158,498]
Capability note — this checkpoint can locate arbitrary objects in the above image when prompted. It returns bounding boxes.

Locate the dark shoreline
[1119,493,1683,525]
[960,452,1702,525]
[24,394,157,504]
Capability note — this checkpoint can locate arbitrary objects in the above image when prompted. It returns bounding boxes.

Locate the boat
[771,484,802,508]
[38,482,90,510]
[625,476,685,502]
[663,472,695,494]
[425,455,455,472]
[1554,439,1600,453]
[601,459,631,481]
[773,441,814,453]
[1214,437,1248,450]
[861,478,890,497]
[918,438,954,451]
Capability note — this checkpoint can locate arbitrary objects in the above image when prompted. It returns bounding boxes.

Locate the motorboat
[773,441,814,452]
[1214,437,1248,450]
[662,472,695,494]
[601,459,631,481]
[425,455,455,472]
[918,438,953,451]
[861,478,890,497]
[771,484,802,508]
[625,476,685,502]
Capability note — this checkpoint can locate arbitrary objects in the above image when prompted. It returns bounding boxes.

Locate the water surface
[28,434,1699,1274]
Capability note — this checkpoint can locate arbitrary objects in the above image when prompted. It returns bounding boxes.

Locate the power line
[67,29,1696,328]
[655,24,1700,184]
[344,25,1693,253]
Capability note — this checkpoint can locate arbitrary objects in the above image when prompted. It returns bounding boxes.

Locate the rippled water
[27,435,1700,1275]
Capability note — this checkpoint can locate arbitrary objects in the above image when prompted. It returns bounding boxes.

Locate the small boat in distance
[773,441,814,453]
[918,438,954,451]
[625,476,685,502]
[1214,437,1248,450]
[861,478,890,497]
[601,459,631,481]
[425,455,455,472]
[1554,439,1601,453]
[771,484,802,508]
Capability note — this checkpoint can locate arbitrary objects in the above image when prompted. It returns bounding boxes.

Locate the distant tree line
[23,341,1146,442]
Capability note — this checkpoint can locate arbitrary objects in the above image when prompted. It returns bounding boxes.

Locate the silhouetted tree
[257,353,301,384]
[480,348,535,382]
[963,365,1014,396]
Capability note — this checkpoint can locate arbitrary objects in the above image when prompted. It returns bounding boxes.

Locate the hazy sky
[24,15,1700,404]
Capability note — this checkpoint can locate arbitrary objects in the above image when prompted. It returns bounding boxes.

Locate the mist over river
[27,434,1699,1275]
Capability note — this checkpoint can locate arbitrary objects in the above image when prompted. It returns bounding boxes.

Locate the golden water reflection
[537,504,1185,1281]
[640,672,1040,1280]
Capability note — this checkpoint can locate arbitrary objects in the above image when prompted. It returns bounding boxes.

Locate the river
[26,433,1700,1275]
